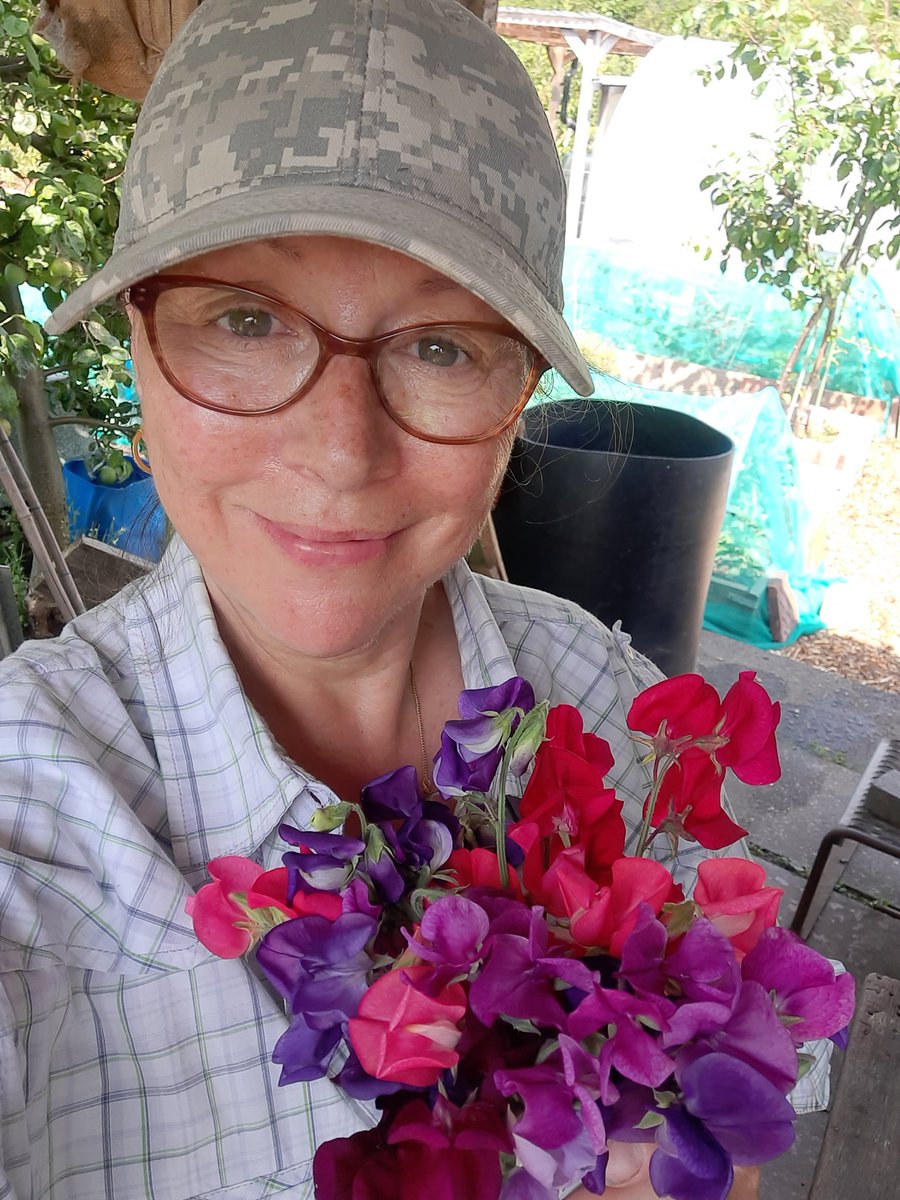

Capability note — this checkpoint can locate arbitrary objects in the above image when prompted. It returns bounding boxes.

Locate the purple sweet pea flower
[270,1014,343,1085]
[512,1124,599,1193]
[494,1058,584,1151]
[256,911,376,1023]
[434,676,535,798]
[679,1052,797,1165]
[341,876,380,918]
[361,766,459,892]
[741,926,856,1044]
[649,1107,734,1200]
[279,826,365,894]
[619,908,740,1010]
[499,1170,558,1200]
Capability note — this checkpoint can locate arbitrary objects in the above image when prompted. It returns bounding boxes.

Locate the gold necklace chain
[409,663,434,795]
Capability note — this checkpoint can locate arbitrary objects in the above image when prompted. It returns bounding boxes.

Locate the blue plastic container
[63,458,166,561]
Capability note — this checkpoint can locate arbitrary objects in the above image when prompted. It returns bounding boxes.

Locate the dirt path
[778,436,900,693]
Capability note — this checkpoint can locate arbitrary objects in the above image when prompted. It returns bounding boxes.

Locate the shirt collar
[125,536,320,874]
[126,542,520,873]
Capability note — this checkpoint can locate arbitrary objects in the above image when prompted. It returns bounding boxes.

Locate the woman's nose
[277,353,402,490]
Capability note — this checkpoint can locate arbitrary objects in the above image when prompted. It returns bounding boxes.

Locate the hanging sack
[32,0,199,101]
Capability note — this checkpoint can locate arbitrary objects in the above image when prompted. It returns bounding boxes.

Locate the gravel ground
[778,435,900,693]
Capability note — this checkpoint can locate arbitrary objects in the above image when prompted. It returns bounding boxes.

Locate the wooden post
[0,564,23,659]
[563,30,617,241]
[547,45,570,130]
[808,974,900,1199]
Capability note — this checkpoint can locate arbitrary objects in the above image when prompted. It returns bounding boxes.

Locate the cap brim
[44,184,593,397]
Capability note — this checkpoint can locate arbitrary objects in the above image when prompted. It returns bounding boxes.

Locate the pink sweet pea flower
[185,856,341,958]
[348,965,467,1086]
[718,672,781,785]
[694,859,783,960]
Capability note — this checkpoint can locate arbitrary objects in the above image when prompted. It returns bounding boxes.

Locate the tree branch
[47,416,133,434]
[0,57,28,82]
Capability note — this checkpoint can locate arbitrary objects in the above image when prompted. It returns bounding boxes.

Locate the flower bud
[311,802,353,833]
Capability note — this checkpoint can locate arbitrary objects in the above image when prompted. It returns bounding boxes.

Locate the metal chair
[791,738,900,938]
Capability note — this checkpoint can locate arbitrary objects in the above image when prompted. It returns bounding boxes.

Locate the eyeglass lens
[149,284,535,440]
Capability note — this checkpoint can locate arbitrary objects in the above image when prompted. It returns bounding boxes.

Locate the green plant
[689,0,900,423]
[84,441,134,486]
[0,0,139,545]
[0,501,31,626]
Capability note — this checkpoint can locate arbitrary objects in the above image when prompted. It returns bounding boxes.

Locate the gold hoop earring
[131,427,152,475]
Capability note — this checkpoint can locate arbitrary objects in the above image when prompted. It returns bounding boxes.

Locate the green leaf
[0,374,19,417]
[11,109,37,137]
[2,14,30,37]
[636,1111,665,1130]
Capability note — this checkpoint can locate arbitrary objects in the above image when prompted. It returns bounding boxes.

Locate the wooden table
[808,974,900,1199]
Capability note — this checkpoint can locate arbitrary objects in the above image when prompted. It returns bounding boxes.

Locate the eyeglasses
[125,276,546,445]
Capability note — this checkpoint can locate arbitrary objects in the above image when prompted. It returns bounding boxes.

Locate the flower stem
[491,741,518,889]
[635,754,669,858]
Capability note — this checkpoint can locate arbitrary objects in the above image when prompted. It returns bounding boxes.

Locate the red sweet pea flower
[651,752,749,850]
[627,674,723,748]
[718,672,781,785]
[545,854,682,954]
[250,866,343,921]
[445,848,523,898]
[694,858,783,960]
[348,965,467,1086]
[573,857,682,954]
[185,857,341,958]
[518,705,625,872]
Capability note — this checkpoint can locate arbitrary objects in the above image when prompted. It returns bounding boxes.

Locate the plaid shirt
[0,538,827,1199]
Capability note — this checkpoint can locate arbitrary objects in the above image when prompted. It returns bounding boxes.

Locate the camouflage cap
[45,0,592,396]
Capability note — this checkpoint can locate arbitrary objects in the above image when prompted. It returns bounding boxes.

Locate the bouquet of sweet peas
[187,672,854,1200]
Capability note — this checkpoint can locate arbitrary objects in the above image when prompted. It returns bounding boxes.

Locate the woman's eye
[413,336,470,368]
[218,307,277,338]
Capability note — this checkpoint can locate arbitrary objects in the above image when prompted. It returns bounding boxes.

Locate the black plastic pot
[493,400,735,677]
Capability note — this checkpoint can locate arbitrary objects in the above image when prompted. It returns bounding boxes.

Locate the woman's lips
[255,513,398,566]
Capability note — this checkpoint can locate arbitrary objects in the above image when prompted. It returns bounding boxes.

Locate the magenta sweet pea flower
[741,925,856,1043]
[568,984,676,1100]
[494,1059,584,1151]
[670,980,799,1095]
[469,906,595,1031]
[403,894,490,991]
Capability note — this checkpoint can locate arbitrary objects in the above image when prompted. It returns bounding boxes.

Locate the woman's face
[130,236,519,660]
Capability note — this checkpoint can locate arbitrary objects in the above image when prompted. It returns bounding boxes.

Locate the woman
[0,0,770,1196]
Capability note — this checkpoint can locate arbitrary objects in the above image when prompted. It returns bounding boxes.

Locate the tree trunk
[777,300,825,398]
[0,282,69,547]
